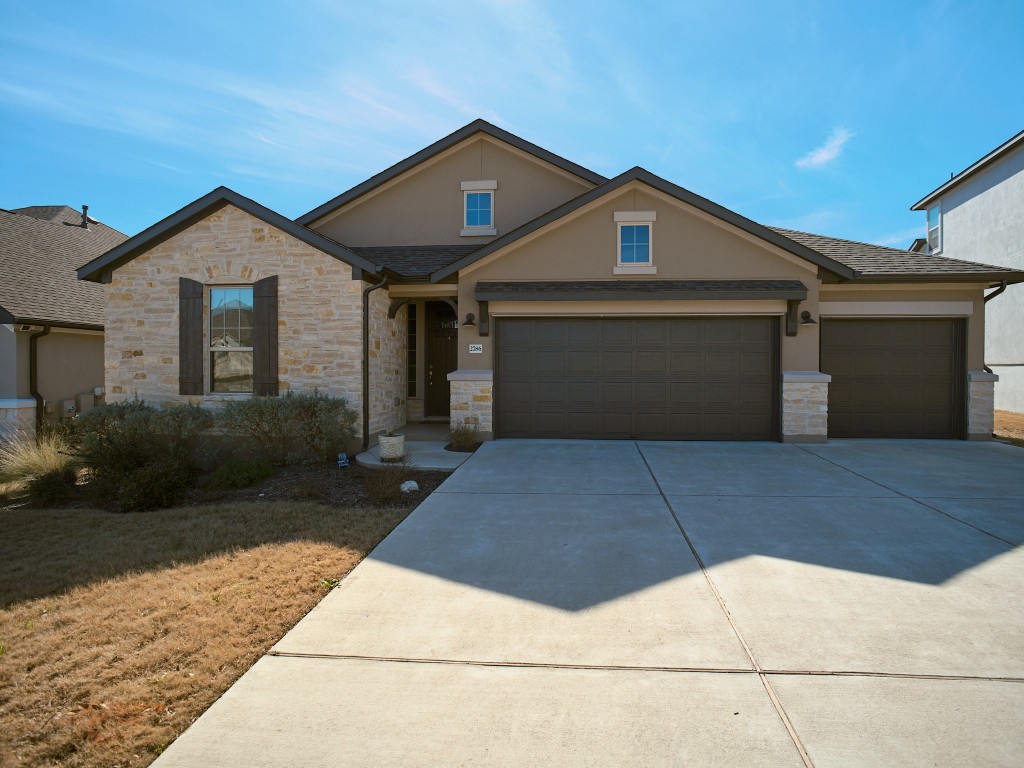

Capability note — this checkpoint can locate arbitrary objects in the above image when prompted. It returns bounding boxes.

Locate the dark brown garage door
[821,318,965,438]
[495,317,778,440]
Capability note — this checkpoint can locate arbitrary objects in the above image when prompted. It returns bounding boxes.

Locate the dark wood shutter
[252,275,279,396]
[179,277,204,395]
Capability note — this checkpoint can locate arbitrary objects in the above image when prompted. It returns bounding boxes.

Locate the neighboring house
[911,130,1024,413]
[1,205,128,436]
[78,120,1024,446]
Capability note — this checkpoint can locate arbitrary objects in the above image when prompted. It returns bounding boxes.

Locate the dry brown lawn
[0,501,413,767]
[994,409,1024,443]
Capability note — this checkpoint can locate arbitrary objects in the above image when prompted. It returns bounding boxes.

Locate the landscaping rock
[400,480,419,493]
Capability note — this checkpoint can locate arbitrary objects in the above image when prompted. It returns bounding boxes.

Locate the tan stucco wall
[0,324,19,399]
[37,330,105,406]
[819,285,987,370]
[455,184,821,372]
[105,204,368,428]
[310,137,594,247]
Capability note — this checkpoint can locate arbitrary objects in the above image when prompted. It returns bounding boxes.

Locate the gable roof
[1,207,128,328]
[78,187,383,283]
[771,227,1024,283]
[911,129,1024,211]
[349,245,478,278]
[430,167,859,282]
[295,120,607,226]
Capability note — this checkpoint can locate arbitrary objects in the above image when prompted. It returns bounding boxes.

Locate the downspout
[29,324,52,432]
[361,269,389,450]
[982,280,1008,374]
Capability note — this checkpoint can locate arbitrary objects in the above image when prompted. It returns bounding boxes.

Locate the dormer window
[461,180,498,236]
[613,211,657,274]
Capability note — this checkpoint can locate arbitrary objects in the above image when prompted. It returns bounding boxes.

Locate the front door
[425,301,458,417]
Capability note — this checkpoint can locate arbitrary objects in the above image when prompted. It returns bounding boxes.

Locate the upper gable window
[926,204,941,253]
[613,211,657,274]
[461,180,498,236]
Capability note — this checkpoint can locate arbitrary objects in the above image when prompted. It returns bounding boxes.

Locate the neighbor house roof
[296,119,607,226]
[771,227,1023,283]
[0,207,128,328]
[430,167,859,282]
[78,187,383,283]
[911,129,1024,211]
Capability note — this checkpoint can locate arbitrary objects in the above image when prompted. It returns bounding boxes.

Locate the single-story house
[1,205,127,436]
[78,121,1024,446]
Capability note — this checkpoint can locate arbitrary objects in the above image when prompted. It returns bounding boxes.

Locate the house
[77,120,1024,446]
[1,205,128,436]
[911,130,1024,414]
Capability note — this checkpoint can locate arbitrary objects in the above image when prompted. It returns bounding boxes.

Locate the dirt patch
[994,410,1024,445]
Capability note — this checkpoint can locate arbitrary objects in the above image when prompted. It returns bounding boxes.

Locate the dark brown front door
[821,318,965,438]
[425,301,458,417]
[495,316,779,440]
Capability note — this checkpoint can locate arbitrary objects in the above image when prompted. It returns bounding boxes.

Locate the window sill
[613,265,657,275]
[461,227,497,237]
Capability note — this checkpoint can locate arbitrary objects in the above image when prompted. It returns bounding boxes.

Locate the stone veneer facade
[448,372,493,436]
[0,400,36,439]
[104,205,375,432]
[967,371,997,439]
[781,372,830,443]
[368,292,407,436]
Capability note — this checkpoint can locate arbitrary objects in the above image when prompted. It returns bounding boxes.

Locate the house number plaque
[468,344,483,354]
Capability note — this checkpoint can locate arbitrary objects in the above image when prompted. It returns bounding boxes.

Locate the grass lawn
[0,499,417,767]
[995,409,1024,445]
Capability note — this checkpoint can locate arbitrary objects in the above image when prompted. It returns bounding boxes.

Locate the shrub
[28,467,78,506]
[448,422,479,453]
[363,460,412,505]
[216,391,358,465]
[205,456,275,491]
[77,400,211,512]
[0,430,78,485]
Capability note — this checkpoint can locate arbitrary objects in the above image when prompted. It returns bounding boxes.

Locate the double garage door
[495,317,778,440]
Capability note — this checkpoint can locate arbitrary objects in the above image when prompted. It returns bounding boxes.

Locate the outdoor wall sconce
[800,311,817,325]
[462,313,476,326]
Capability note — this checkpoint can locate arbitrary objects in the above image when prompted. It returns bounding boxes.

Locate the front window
[927,204,941,253]
[619,223,651,264]
[209,286,254,392]
[465,192,493,228]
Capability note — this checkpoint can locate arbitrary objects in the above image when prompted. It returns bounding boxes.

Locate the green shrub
[205,456,275,490]
[448,422,479,453]
[216,391,358,465]
[114,458,196,513]
[28,467,78,506]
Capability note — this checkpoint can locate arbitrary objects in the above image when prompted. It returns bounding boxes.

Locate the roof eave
[910,130,1024,211]
[77,187,381,283]
[846,272,1024,285]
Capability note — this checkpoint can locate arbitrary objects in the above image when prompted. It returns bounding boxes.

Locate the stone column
[781,371,830,443]
[447,370,493,440]
[0,399,37,440]
[967,370,998,440]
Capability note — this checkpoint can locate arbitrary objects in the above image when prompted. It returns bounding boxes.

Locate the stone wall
[781,372,830,443]
[0,400,36,440]
[448,371,493,437]
[967,371,997,439]
[368,290,407,436]
[105,204,367,429]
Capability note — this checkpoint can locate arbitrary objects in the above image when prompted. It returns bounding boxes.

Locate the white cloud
[795,127,853,170]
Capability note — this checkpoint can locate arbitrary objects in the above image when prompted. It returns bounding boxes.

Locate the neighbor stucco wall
[310,137,595,247]
[930,144,1024,412]
[105,204,368,429]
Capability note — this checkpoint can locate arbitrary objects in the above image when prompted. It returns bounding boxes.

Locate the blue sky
[1,0,1021,248]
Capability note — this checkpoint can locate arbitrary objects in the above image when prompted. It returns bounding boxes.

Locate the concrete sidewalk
[155,439,1024,767]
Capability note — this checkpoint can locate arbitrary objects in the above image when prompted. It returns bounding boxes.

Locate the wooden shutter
[179,277,204,395]
[252,275,279,396]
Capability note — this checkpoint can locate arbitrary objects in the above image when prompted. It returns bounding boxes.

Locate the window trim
[926,203,942,254]
[208,284,255,395]
[461,180,498,236]
[614,211,657,274]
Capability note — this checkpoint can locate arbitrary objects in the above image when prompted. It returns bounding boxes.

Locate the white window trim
[208,285,255,395]
[926,202,942,254]
[461,181,498,236]
[461,180,498,191]
[615,212,656,274]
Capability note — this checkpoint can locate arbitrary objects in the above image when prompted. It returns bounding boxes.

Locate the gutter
[982,280,1008,374]
[29,324,52,431]
[361,268,389,450]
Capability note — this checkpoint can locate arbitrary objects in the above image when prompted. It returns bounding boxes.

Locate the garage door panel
[497,317,778,440]
[821,319,963,439]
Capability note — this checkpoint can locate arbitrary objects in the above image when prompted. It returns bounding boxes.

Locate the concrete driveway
[155,440,1024,767]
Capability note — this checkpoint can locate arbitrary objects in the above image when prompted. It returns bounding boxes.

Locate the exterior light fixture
[800,311,817,325]
[462,313,476,326]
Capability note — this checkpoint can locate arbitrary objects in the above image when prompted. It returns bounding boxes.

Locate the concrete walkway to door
[154,439,1024,767]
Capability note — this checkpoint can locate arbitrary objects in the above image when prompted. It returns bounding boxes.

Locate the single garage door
[821,318,965,438]
[495,316,778,440]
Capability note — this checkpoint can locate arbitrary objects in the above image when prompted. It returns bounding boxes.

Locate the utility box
[60,400,77,417]
[76,393,96,415]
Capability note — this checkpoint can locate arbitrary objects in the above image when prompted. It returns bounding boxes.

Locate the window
[613,211,657,274]
[209,286,254,392]
[926,204,941,253]
[460,180,498,236]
